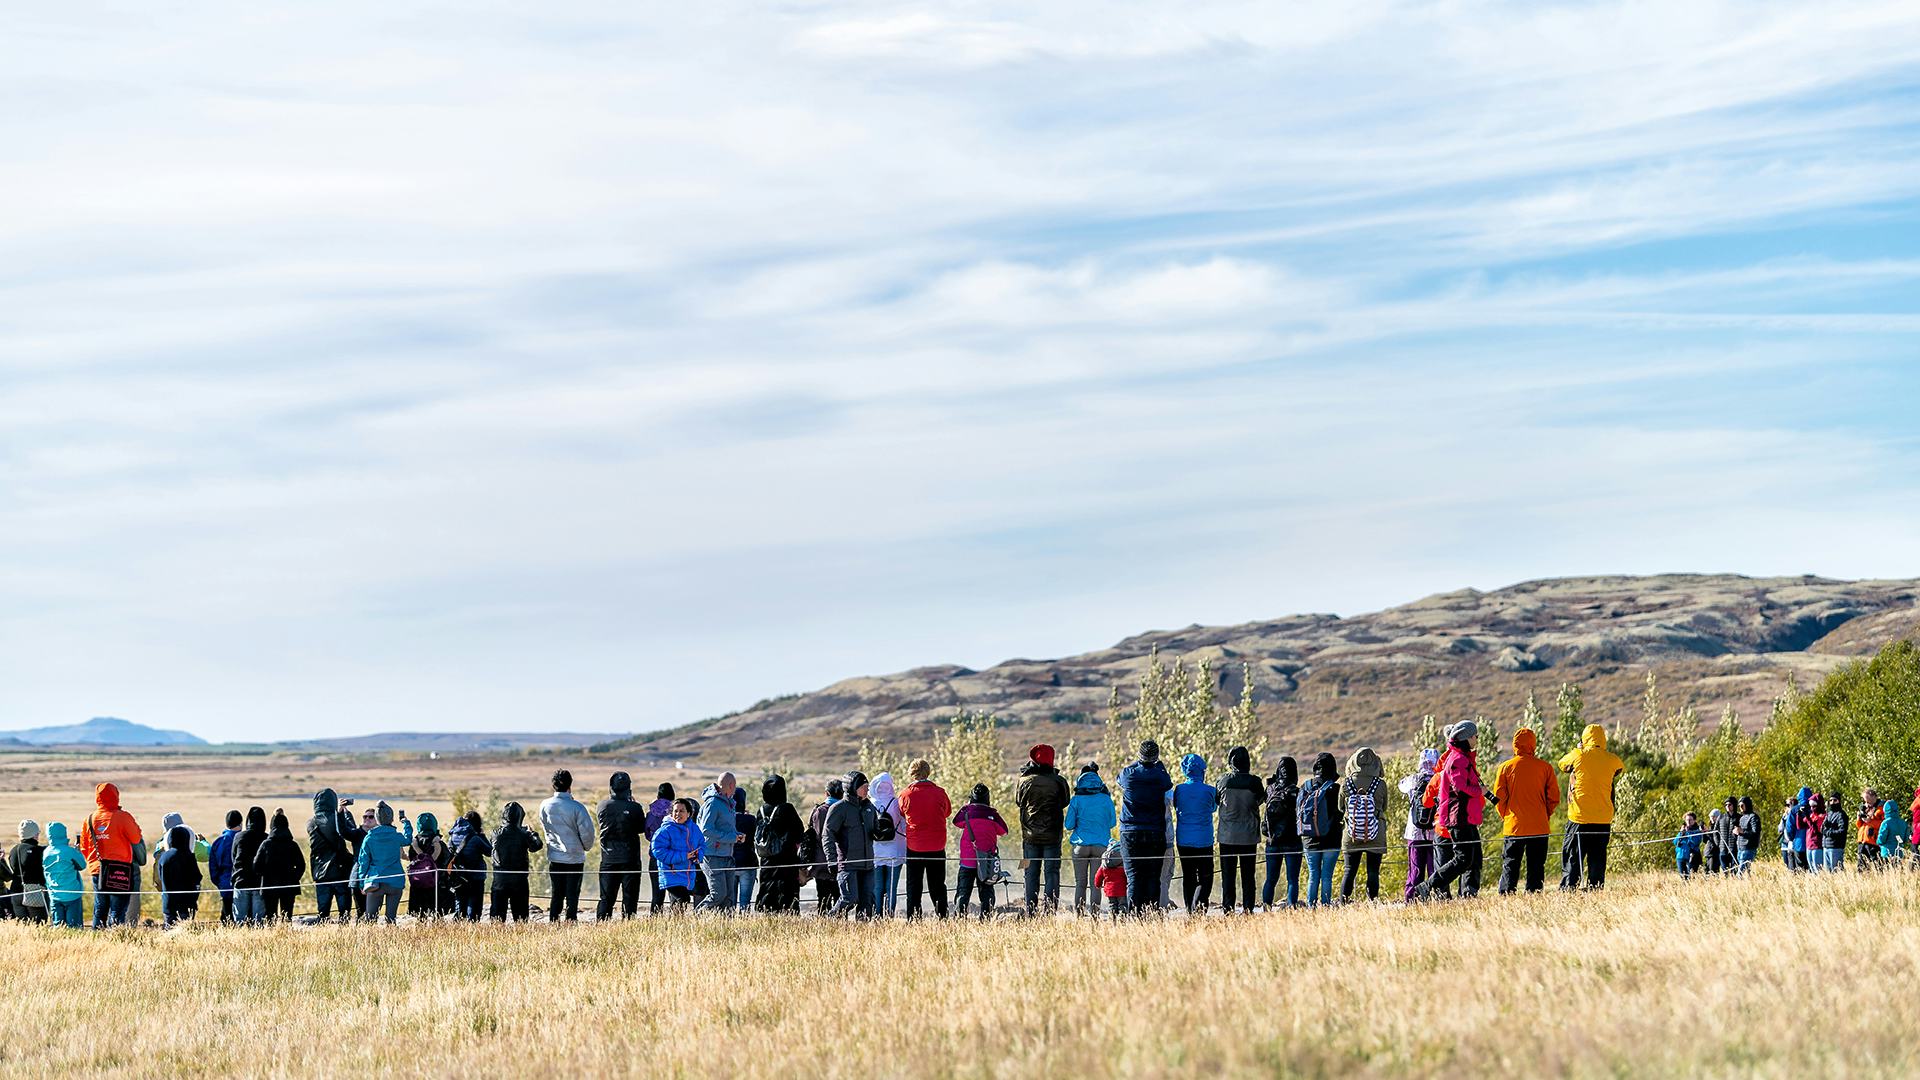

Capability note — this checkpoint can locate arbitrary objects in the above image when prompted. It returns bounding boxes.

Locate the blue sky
[4,2,1920,742]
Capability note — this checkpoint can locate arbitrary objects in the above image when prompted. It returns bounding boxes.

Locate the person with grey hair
[698,772,742,912]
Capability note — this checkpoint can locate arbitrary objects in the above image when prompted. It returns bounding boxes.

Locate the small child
[1093,839,1129,921]
[1673,812,1705,878]
[39,822,86,929]
[650,797,705,910]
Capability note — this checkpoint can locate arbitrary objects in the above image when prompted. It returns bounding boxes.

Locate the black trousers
[1560,823,1612,890]
[1124,832,1165,913]
[453,880,484,920]
[648,854,668,913]
[1430,823,1483,897]
[756,863,801,912]
[1498,835,1549,894]
[904,850,948,919]
[1432,836,1455,898]
[1177,845,1214,912]
[490,877,530,921]
[220,892,234,923]
[813,864,840,912]
[597,865,642,919]
[1340,850,1382,900]
[547,862,583,921]
[1218,843,1257,911]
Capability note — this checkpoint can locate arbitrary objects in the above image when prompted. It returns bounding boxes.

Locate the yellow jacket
[1556,724,1625,825]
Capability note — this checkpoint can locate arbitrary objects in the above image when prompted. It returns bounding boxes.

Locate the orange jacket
[1859,804,1884,845]
[1494,729,1561,838]
[1423,772,1448,840]
[78,783,144,871]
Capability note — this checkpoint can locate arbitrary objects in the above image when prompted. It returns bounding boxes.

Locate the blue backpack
[1300,780,1341,841]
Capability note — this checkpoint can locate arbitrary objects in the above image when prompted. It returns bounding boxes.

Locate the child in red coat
[1093,838,1129,921]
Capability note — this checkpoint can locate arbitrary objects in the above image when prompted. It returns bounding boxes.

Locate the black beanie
[1140,739,1160,763]
[225,809,243,829]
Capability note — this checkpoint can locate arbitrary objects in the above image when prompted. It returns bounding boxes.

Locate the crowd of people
[0,722,1911,928]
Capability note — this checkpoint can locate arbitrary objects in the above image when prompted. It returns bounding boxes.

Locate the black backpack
[871,799,897,843]
[754,812,779,862]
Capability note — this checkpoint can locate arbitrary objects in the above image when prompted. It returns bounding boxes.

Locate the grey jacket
[824,797,877,871]
[1340,748,1390,854]
[1217,770,1265,847]
[538,792,595,865]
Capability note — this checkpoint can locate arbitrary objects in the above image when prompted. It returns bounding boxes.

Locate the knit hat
[1139,739,1161,763]
[225,809,243,829]
[1445,720,1479,744]
[376,801,394,826]
[17,819,37,841]
[970,784,992,805]
[1029,744,1055,768]
[844,771,869,795]
[1079,761,1100,775]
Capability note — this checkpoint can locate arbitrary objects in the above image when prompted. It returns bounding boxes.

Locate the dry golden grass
[6,865,1918,1078]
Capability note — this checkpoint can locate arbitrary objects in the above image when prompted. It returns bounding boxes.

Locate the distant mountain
[274,731,618,753]
[0,716,208,747]
[618,573,1920,765]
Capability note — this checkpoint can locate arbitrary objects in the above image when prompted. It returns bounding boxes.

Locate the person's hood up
[416,811,440,837]
[1180,753,1206,783]
[504,801,525,827]
[1277,756,1298,787]
[733,788,748,813]
[1797,787,1812,807]
[1228,746,1251,775]
[609,772,632,798]
[312,788,338,816]
[1311,752,1337,782]
[377,801,395,827]
[1581,725,1607,752]
[1347,747,1382,782]
[1418,748,1440,774]
[46,822,68,847]
[1884,799,1901,820]
[95,783,120,813]
[244,806,267,834]
[18,819,38,842]
[1028,744,1055,768]
[1101,840,1124,867]
[1513,729,1537,757]
[162,812,185,836]
[872,773,896,804]
[269,810,291,835]
[1074,770,1108,796]
[844,770,869,795]
[761,774,788,807]
[1811,793,1826,813]
[168,824,193,852]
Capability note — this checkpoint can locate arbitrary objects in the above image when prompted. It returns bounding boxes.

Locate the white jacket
[539,792,596,864]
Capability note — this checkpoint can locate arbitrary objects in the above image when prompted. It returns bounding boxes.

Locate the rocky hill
[625,574,1920,767]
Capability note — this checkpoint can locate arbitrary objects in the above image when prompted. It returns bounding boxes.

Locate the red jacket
[1095,863,1128,898]
[899,779,952,853]
[1435,745,1485,829]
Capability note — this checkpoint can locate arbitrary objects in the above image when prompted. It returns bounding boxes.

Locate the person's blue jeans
[873,864,899,915]
[1263,849,1302,907]
[700,855,737,911]
[1736,849,1755,872]
[52,898,84,928]
[834,868,876,917]
[315,882,353,920]
[233,890,269,924]
[1022,842,1062,914]
[1827,847,1845,871]
[90,876,131,928]
[735,867,758,909]
[1305,849,1339,907]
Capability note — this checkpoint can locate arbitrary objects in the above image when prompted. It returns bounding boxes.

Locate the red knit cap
[1030,743,1055,767]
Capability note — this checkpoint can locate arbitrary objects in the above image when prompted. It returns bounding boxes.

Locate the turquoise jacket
[1063,771,1117,847]
[1878,800,1906,857]
[354,810,409,891]
[40,822,86,903]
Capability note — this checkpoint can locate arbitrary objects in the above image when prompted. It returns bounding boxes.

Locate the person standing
[1493,728,1559,894]
[1399,750,1440,902]
[1171,753,1220,914]
[754,774,805,912]
[644,783,674,914]
[807,780,844,914]
[1214,747,1261,916]
[732,788,760,911]
[354,802,408,924]
[952,785,1007,920]
[868,773,904,916]
[1065,763,1118,916]
[9,821,46,921]
[1299,753,1343,907]
[41,823,87,929]
[1116,741,1173,916]
[405,812,452,916]
[1262,756,1303,909]
[306,788,364,923]
[826,772,880,918]
[489,801,540,922]
[229,807,269,925]
[651,798,706,909]
[208,810,241,923]
[256,809,308,921]
[1735,795,1762,872]
[596,772,646,920]
[697,773,742,913]
[78,783,144,928]
[1717,797,1741,874]
[899,760,952,919]
[1820,791,1849,872]
[1556,724,1625,890]
[1014,744,1070,917]
[539,770,595,922]
[1419,722,1486,900]
[1339,747,1389,902]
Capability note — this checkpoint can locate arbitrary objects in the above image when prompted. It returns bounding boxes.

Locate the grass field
[8,865,1917,1078]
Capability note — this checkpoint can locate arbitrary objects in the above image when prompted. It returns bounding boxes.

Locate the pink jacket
[1435,746,1485,829]
[952,803,1006,868]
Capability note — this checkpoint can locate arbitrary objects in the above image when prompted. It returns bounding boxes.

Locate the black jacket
[306,788,365,885]
[1014,761,1071,845]
[490,802,541,873]
[158,825,203,895]
[7,839,43,890]
[1264,757,1302,853]
[230,808,269,890]
[256,820,308,890]
[758,776,805,866]
[447,817,493,884]
[596,772,645,866]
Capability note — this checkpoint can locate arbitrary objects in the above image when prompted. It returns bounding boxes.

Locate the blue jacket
[1117,758,1173,836]
[1063,772,1117,847]
[1171,753,1219,848]
[1877,800,1906,857]
[354,822,408,890]
[1673,823,1705,862]
[40,822,86,903]
[208,827,239,895]
[698,785,736,861]
[651,820,705,891]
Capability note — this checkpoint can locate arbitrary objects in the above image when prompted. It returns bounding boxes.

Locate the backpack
[1348,781,1380,843]
[754,813,779,863]
[407,848,439,889]
[1409,781,1437,832]
[871,800,897,843]
[1300,780,1340,841]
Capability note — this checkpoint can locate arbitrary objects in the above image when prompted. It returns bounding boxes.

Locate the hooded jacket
[1265,758,1301,852]
[1737,808,1762,854]
[1556,725,1625,826]
[1435,741,1485,830]
[256,811,308,891]
[697,785,738,860]
[644,797,673,841]
[1171,753,1220,849]
[538,790,595,865]
[952,801,1007,869]
[870,773,906,866]
[1715,806,1738,856]
[1064,770,1119,848]
[491,802,541,873]
[824,788,879,871]
[1216,748,1264,848]
[1493,729,1560,838]
[1806,794,1827,854]
[1300,753,1343,851]
[78,783,144,872]
[1400,750,1439,842]
[41,823,86,903]
[900,777,952,853]
[1820,800,1849,850]
[9,821,45,905]
[596,772,646,867]
[1341,747,1389,854]
[354,802,408,891]
[157,824,203,901]
[208,824,239,895]
[230,808,269,891]
[1877,800,1906,856]
[1911,788,1920,847]
[1117,755,1173,836]
[448,814,494,886]
[650,817,705,890]
[758,775,805,865]
[306,788,365,885]
[1014,751,1072,846]
[157,812,209,862]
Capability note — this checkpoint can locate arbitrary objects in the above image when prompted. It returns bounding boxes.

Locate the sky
[4,2,1920,742]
